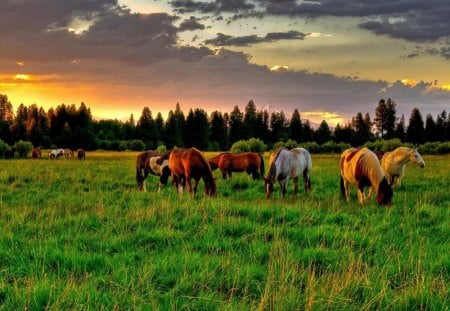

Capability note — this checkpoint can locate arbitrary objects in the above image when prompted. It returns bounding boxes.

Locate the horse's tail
[136,166,144,190]
[258,153,265,178]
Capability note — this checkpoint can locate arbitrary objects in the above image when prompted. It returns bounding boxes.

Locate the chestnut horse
[340,147,392,206]
[136,150,171,192]
[31,148,42,158]
[264,147,312,199]
[169,147,216,197]
[207,152,230,170]
[209,152,265,180]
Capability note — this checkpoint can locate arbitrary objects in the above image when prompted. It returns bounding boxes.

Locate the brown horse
[77,149,86,160]
[340,147,392,206]
[31,148,42,159]
[209,152,265,180]
[207,152,230,170]
[136,150,171,192]
[169,147,216,197]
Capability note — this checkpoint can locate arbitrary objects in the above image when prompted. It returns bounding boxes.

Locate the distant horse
[264,147,312,199]
[64,149,74,159]
[77,149,86,160]
[136,150,171,192]
[169,147,216,197]
[340,147,392,206]
[31,148,42,159]
[210,152,264,180]
[381,146,425,188]
[49,148,65,159]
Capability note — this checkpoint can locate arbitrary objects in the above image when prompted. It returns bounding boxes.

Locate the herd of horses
[136,145,425,206]
[31,148,86,160]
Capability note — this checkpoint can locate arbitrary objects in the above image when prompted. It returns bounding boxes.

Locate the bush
[300,142,320,153]
[156,145,167,153]
[118,141,129,151]
[231,138,267,153]
[13,140,33,158]
[129,140,145,151]
[0,139,11,159]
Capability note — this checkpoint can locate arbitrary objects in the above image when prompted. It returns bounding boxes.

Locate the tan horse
[64,149,74,159]
[340,147,392,206]
[381,147,425,188]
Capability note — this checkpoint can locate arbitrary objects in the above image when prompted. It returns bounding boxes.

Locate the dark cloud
[204,30,307,46]
[170,0,254,14]
[167,1,450,46]
[178,16,205,31]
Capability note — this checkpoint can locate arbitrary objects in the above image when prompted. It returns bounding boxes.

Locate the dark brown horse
[31,148,41,159]
[213,152,265,180]
[136,150,171,192]
[169,147,216,197]
[77,149,86,160]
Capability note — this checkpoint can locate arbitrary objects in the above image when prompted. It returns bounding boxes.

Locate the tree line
[0,94,449,152]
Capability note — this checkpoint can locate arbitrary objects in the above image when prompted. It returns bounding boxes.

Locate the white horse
[263,147,312,199]
[340,147,392,206]
[381,147,425,188]
[49,148,65,159]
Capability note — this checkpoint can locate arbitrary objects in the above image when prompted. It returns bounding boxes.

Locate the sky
[1,0,449,126]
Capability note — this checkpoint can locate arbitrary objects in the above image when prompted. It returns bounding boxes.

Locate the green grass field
[0,151,448,310]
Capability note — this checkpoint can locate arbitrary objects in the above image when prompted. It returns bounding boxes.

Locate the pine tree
[315,120,332,144]
[243,99,257,139]
[406,108,425,144]
[136,107,157,149]
[210,111,228,150]
[374,98,397,139]
[394,114,406,142]
[424,113,437,142]
[229,105,244,144]
[289,108,302,143]
[0,94,14,144]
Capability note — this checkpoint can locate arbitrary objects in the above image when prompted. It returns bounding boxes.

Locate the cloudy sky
[1,0,449,125]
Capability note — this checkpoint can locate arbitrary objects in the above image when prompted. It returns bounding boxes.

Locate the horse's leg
[280,179,288,198]
[186,176,193,194]
[292,176,299,195]
[221,168,227,180]
[193,178,200,197]
[367,186,374,202]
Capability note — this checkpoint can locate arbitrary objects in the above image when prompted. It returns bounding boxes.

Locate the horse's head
[377,178,393,206]
[263,177,274,199]
[410,148,425,168]
[160,166,171,186]
[204,178,217,197]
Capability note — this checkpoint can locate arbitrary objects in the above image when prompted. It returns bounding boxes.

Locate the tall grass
[0,152,448,309]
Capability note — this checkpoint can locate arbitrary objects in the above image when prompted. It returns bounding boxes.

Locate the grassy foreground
[0,151,448,310]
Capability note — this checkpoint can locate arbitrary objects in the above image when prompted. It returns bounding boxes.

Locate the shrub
[129,140,145,151]
[118,141,129,151]
[0,139,11,159]
[13,140,33,158]
[156,145,167,153]
[300,142,320,153]
[231,138,267,153]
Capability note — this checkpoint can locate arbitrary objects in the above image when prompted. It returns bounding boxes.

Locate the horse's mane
[155,151,171,165]
[266,148,284,181]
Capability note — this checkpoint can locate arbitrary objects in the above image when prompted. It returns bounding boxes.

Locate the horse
[49,148,65,159]
[210,152,264,180]
[136,150,171,192]
[77,149,86,160]
[64,149,74,159]
[31,148,42,159]
[169,147,216,197]
[207,152,230,170]
[381,146,425,188]
[263,147,312,199]
[340,147,392,206]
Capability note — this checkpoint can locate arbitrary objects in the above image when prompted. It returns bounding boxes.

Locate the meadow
[0,151,448,310]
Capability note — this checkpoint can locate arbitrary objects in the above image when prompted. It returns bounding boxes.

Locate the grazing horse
[340,147,392,206]
[264,147,312,199]
[31,148,42,159]
[381,146,425,188]
[169,147,216,197]
[77,149,86,160]
[207,152,230,170]
[136,150,171,192]
[49,148,65,159]
[64,149,74,159]
[210,152,264,180]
